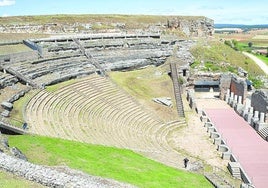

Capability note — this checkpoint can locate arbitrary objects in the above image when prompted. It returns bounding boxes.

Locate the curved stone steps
[26,91,55,135]
[73,78,166,150]
[51,91,87,141]
[25,74,186,168]
[41,90,80,139]
[34,91,69,138]
[49,88,100,142]
[40,91,70,138]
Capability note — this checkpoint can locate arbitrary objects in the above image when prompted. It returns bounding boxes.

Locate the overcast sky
[0,0,267,24]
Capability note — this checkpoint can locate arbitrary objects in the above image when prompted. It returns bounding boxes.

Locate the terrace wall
[0,51,39,64]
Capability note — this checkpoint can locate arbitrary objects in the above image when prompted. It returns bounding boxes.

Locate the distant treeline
[215,24,268,30]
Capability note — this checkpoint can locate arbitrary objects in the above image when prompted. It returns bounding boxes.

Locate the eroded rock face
[167,17,214,37]
[0,16,214,38]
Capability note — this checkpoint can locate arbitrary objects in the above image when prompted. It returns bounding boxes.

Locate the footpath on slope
[243,51,268,75]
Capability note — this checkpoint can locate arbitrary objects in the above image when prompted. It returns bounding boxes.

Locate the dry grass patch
[109,65,178,122]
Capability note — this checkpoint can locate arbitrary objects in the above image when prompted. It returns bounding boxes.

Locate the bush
[248,75,263,89]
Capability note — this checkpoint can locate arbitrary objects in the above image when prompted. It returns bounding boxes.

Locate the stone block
[1,101,13,110]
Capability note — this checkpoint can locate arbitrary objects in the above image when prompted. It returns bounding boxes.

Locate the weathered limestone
[251,110,259,127]
[255,112,268,131]
[235,96,244,115]
[219,73,232,100]
[220,74,248,103]
[167,17,214,37]
[246,107,254,124]
[0,153,135,188]
[225,89,230,102]
[228,92,234,105]
[231,95,238,108]
[1,35,180,87]
[1,102,13,111]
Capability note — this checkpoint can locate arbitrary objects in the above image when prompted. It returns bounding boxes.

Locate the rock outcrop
[167,17,214,37]
[0,15,214,37]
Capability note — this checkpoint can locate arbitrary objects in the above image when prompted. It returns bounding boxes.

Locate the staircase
[257,127,268,141]
[170,62,185,118]
[227,162,241,179]
[72,38,106,76]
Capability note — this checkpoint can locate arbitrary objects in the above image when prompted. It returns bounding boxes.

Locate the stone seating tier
[25,74,187,169]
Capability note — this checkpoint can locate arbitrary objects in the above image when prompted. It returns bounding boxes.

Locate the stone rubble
[0,152,135,188]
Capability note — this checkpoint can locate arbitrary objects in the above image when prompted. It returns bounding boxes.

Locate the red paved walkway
[206,108,268,188]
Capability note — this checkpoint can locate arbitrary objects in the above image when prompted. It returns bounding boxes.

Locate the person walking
[183,158,189,168]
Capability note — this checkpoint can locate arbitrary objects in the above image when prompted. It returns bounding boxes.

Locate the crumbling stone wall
[219,74,247,103]
[230,76,247,103]
[251,90,268,122]
[219,73,232,100]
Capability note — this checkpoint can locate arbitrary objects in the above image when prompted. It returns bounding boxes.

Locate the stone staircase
[227,162,241,179]
[257,127,268,141]
[72,38,106,76]
[170,62,185,118]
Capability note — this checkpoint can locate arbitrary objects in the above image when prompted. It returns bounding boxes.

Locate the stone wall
[251,90,268,122]
[219,74,247,103]
[219,73,232,100]
[230,76,247,103]
[0,152,135,188]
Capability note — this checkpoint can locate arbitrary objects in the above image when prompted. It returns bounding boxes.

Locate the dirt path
[243,51,268,75]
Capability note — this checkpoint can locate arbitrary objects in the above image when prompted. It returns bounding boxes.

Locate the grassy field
[215,29,268,46]
[109,64,179,121]
[0,44,31,55]
[190,40,266,76]
[256,54,268,65]
[0,14,204,28]
[8,135,212,188]
[0,33,49,43]
[0,33,50,55]
[0,171,44,188]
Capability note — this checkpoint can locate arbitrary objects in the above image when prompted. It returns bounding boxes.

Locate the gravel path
[243,51,268,75]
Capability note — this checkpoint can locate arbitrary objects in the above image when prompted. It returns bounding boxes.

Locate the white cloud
[1,14,10,17]
[0,0,15,7]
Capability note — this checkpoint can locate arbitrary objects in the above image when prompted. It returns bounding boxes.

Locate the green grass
[0,171,44,188]
[234,41,252,52]
[0,44,31,55]
[0,33,49,43]
[8,135,212,188]
[190,40,265,76]
[109,66,173,100]
[10,90,39,127]
[45,78,78,92]
[256,54,268,65]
